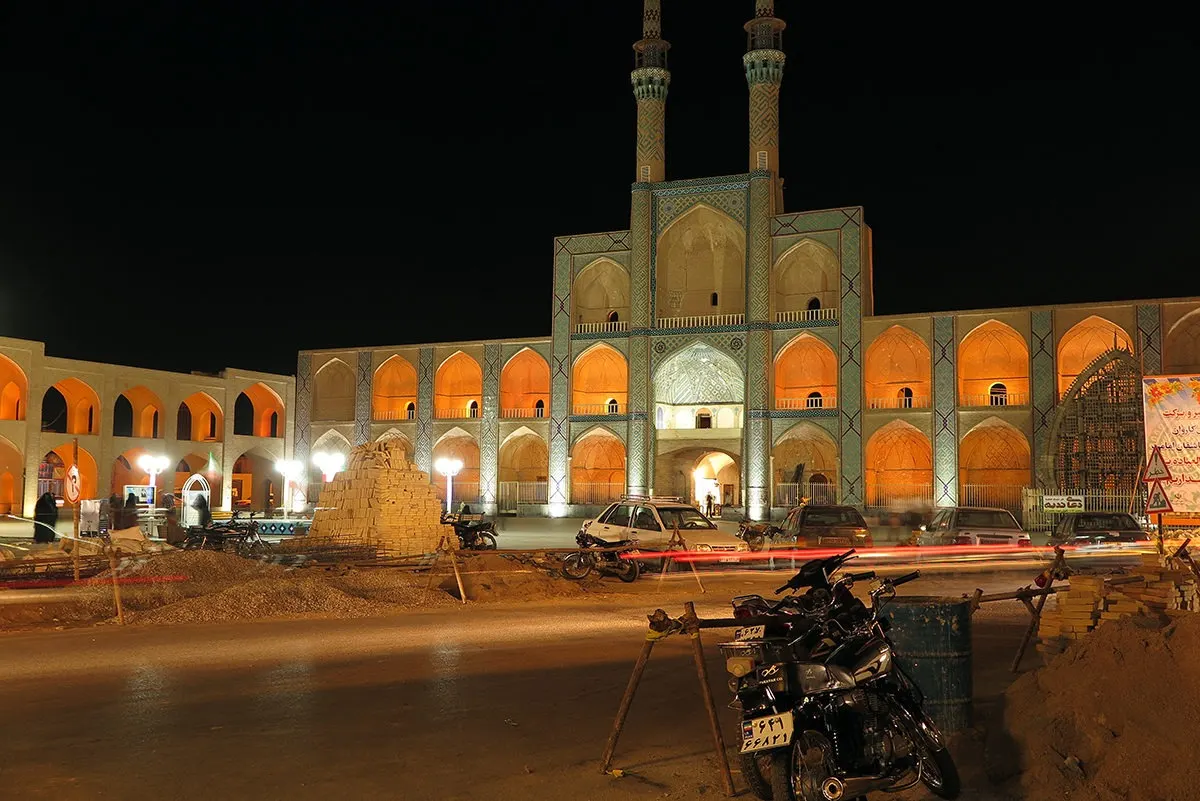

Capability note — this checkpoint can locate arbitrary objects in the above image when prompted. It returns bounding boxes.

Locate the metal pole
[684,601,735,797]
[1011,547,1065,673]
[72,438,81,581]
[1157,512,1165,555]
[600,637,656,773]
[448,543,467,604]
[446,473,454,512]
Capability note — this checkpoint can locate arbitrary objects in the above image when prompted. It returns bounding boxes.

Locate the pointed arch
[572,342,628,415]
[772,238,840,316]
[1164,308,1200,374]
[112,385,165,438]
[41,378,101,435]
[500,348,550,417]
[499,426,549,483]
[864,325,931,408]
[234,382,286,437]
[775,333,837,409]
[959,416,1031,493]
[179,391,224,442]
[865,420,933,510]
[572,257,631,326]
[313,358,356,421]
[1057,315,1134,397]
[434,351,482,419]
[432,426,480,504]
[571,426,626,504]
[40,443,97,507]
[654,341,744,408]
[958,320,1029,406]
[772,422,839,505]
[373,355,418,420]
[375,426,414,452]
[655,203,746,319]
[0,353,28,421]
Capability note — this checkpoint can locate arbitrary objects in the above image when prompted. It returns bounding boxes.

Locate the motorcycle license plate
[734,625,765,641]
[740,711,794,753]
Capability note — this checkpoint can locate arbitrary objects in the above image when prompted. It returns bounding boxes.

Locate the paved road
[1,572,1037,801]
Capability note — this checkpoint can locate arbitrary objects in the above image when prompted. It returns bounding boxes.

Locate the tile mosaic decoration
[932,315,957,506]
[479,343,501,507]
[353,350,372,446]
[1031,310,1055,460]
[1138,304,1162,375]
[294,354,312,468]
[415,348,434,474]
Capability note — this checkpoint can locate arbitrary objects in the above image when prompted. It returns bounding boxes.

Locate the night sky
[1,3,1196,377]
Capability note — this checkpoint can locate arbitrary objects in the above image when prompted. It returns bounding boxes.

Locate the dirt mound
[446,552,608,601]
[1004,613,1200,800]
[101,549,288,583]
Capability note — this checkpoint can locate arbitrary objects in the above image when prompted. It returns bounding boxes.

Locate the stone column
[353,350,372,446]
[479,343,501,514]
[414,348,434,475]
[932,315,958,507]
[743,174,773,518]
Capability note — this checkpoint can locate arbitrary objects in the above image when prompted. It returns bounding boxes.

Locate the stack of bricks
[306,439,452,556]
[1119,552,1198,617]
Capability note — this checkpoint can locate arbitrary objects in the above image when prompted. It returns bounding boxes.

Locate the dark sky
[1,3,1196,376]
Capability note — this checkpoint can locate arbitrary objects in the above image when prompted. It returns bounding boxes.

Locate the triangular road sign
[1146,480,1174,514]
[1144,446,1173,482]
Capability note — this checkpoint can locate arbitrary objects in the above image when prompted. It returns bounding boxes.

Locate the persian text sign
[1042,495,1084,512]
[1142,376,1200,514]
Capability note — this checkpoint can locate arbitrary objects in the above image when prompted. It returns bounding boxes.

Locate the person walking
[704,492,714,517]
[33,492,59,543]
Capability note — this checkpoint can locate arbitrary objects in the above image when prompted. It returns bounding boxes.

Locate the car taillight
[954,535,972,545]
[1017,538,1033,547]
[733,606,754,619]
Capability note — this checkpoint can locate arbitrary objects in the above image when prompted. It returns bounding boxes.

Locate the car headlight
[696,543,713,552]
[736,542,749,551]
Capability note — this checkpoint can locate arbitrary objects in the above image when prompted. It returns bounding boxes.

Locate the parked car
[778,504,875,548]
[579,496,750,563]
[920,506,1032,547]
[1049,511,1152,547]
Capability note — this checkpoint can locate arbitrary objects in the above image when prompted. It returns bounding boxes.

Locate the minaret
[631,0,670,183]
[744,1,786,204]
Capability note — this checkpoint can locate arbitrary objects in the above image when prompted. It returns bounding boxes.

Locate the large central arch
[655,204,746,321]
[653,342,743,429]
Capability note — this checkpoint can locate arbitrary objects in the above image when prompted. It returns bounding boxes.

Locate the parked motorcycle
[719,549,959,801]
[561,529,640,582]
[737,519,783,552]
[441,513,498,550]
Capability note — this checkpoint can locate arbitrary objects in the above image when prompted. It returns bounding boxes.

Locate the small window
[87,406,94,433]
[897,387,914,408]
[406,402,416,420]
[807,297,821,311]
[989,383,1008,406]
[269,411,279,437]
[695,411,713,429]
[806,391,823,409]
[607,398,620,415]
[604,504,635,527]
[468,400,480,418]
[656,406,665,428]
[208,412,217,439]
[534,399,545,418]
[151,410,160,438]
[710,292,719,307]
[607,311,619,323]
[633,506,661,531]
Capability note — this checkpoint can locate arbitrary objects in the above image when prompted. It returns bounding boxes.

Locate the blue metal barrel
[883,596,972,733]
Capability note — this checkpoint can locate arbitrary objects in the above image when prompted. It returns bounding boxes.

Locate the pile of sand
[444,552,608,602]
[1004,613,1200,800]
[100,549,289,584]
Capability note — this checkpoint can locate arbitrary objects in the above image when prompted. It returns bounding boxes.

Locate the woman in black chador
[33,492,58,543]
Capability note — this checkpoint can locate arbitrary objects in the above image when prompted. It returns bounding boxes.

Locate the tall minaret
[631,0,670,183]
[744,1,786,204]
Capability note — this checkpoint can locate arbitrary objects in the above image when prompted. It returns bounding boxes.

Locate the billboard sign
[1141,375,1200,514]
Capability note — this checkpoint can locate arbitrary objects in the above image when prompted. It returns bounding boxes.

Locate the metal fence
[1021,487,1145,531]
[863,483,935,517]
[497,481,549,512]
[570,482,624,506]
[774,482,838,507]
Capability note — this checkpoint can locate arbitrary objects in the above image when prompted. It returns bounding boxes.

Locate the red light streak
[1,575,189,590]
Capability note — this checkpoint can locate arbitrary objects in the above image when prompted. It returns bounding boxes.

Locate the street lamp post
[275,459,303,514]
[435,457,463,512]
[312,451,345,483]
[136,454,170,503]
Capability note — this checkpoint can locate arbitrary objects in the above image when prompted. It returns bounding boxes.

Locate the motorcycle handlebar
[890,570,921,587]
[847,570,876,582]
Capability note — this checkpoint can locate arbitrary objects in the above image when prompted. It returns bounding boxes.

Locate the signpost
[1144,446,1174,554]
[1042,495,1084,513]
[67,440,81,580]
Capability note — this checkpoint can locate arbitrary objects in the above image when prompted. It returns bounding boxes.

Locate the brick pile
[306,439,452,555]
[1036,552,1198,660]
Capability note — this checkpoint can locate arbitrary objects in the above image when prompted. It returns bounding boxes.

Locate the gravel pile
[100,549,288,583]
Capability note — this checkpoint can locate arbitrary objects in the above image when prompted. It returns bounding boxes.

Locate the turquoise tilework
[932,316,957,505]
[1031,310,1055,461]
[1138,304,1162,374]
[480,343,501,507]
[415,348,434,474]
[354,351,371,446]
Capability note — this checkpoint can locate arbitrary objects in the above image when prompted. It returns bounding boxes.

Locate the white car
[580,496,751,563]
[920,506,1033,547]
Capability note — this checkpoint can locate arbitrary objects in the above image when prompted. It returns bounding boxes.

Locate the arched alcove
[39,444,97,507]
[373,355,418,420]
[375,428,415,459]
[41,378,100,435]
[179,392,224,441]
[231,447,280,510]
[1164,309,1200,374]
[772,422,839,505]
[1057,316,1134,397]
[772,238,840,318]
[653,342,744,429]
[572,343,628,415]
[775,334,837,409]
[655,204,746,320]
[432,428,481,506]
[864,420,933,510]
[864,325,931,408]
[959,417,1031,509]
[313,358,357,421]
[0,354,28,421]
[571,428,626,504]
[234,383,286,437]
[434,352,483,419]
[499,427,549,483]
[500,349,550,417]
[958,320,1030,407]
[114,385,165,438]
[572,258,631,326]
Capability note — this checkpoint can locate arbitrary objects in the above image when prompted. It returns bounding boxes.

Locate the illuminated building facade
[297,1,1200,521]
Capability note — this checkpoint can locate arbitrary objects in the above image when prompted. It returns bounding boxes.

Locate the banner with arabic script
[1142,375,1200,513]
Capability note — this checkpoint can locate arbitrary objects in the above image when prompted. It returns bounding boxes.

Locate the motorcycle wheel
[913,739,961,799]
[561,552,594,580]
[770,730,836,801]
[474,532,498,550]
[738,752,772,801]
[614,557,640,583]
[744,532,766,552]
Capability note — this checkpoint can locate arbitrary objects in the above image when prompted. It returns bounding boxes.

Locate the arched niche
[572,258,631,326]
[959,417,1031,491]
[654,342,744,407]
[373,355,418,420]
[231,447,280,510]
[0,354,28,421]
[375,428,415,460]
[572,343,628,415]
[41,378,101,435]
[434,352,482,419]
[113,385,165,438]
[313,358,357,422]
[1057,315,1134,398]
[772,238,840,317]
[958,320,1029,407]
[500,349,550,417]
[1164,309,1200,374]
[570,428,626,504]
[775,334,837,409]
[171,453,222,503]
[654,204,746,320]
[178,392,224,442]
[234,383,285,437]
[772,422,839,502]
[432,428,480,505]
[499,427,549,483]
[864,420,932,509]
[39,443,97,508]
[864,325,931,408]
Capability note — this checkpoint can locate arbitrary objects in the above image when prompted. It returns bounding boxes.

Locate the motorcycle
[441,513,499,550]
[737,519,783,552]
[561,529,640,582]
[718,549,960,801]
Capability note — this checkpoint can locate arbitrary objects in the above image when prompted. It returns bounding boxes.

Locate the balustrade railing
[960,392,1030,407]
[774,482,838,507]
[501,407,546,419]
[655,313,745,329]
[374,408,418,421]
[497,481,549,510]
[434,407,481,420]
[776,396,837,410]
[775,307,839,323]
[574,320,630,333]
[867,396,930,410]
[572,402,626,416]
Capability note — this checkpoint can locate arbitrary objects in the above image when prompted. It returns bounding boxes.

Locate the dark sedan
[780,504,874,548]
[1049,512,1152,546]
